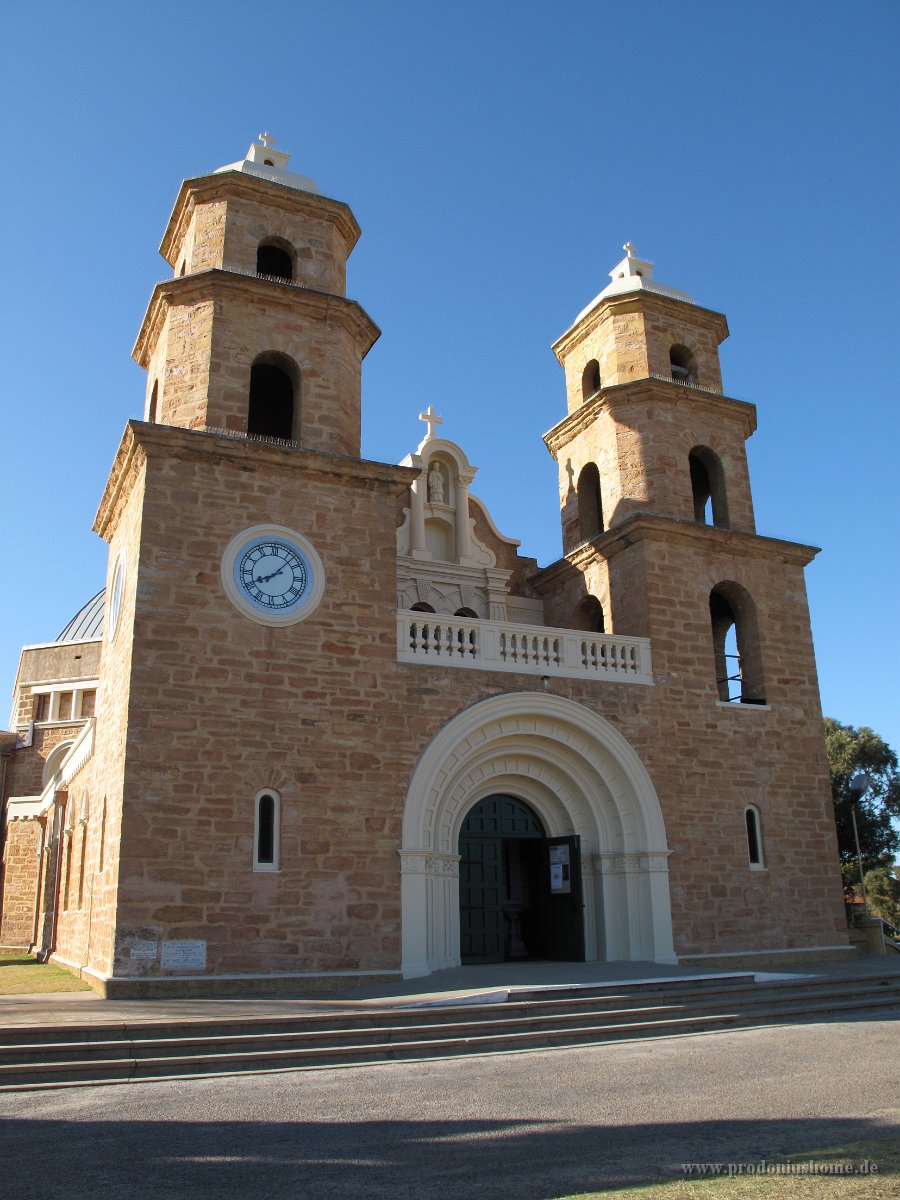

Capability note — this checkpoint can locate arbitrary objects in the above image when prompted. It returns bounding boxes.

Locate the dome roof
[573,244,696,326]
[215,133,324,197]
[56,589,105,643]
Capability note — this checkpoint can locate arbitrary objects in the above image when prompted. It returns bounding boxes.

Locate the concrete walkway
[1,953,898,1029]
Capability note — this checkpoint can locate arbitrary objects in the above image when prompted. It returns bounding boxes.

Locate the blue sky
[1,0,897,751]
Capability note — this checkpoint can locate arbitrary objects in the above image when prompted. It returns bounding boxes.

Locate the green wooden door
[459,795,545,964]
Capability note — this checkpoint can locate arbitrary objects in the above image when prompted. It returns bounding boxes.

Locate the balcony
[397,611,653,684]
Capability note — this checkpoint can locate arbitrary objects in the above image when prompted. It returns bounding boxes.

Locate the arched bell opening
[247,352,300,442]
[256,239,294,281]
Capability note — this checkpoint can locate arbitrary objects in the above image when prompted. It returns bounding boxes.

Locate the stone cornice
[529,514,820,590]
[94,422,417,541]
[92,425,146,543]
[133,269,380,368]
[552,290,729,364]
[160,171,361,266]
[542,377,757,458]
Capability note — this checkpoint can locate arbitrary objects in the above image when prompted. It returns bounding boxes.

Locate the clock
[221,525,325,626]
[108,551,126,640]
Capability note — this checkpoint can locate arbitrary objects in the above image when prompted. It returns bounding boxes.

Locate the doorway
[458,794,584,964]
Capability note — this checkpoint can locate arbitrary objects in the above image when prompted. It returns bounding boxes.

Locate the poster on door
[549,843,571,893]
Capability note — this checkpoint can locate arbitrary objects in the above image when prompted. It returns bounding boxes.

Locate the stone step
[0,975,897,1090]
[1,970,895,1048]
[1,976,897,1065]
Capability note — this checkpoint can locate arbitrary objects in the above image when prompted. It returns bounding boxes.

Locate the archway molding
[400,692,675,977]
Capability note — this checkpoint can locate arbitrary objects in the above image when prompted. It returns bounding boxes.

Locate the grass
[555,1136,899,1199]
[0,949,92,994]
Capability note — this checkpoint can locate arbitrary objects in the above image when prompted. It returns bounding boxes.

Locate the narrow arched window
[689,446,729,528]
[710,583,766,704]
[745,805,764,868]
[147,380,159,423]
[581,359,601,402]
[254,790,280,872]
[577,463,604,541]
[670,344,697,385]
[572,595,605,632]
[256,240,293,281]
[247,354,298,441]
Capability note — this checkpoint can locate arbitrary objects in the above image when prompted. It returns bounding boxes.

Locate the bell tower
[546,243,757,553]
[132,133,379,457]
[538,244,820,714]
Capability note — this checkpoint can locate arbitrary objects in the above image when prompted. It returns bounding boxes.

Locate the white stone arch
[400,691,675,977]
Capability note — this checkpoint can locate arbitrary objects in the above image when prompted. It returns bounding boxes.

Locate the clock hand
[255,565,286,583]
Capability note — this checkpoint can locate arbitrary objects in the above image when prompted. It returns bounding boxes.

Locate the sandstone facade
[0,141,848,994]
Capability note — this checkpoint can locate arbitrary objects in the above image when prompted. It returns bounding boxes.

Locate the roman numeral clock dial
[221,526,325,626]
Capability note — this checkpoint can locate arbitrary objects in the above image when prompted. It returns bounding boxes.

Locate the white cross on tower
[418,405,443,440]
[259,130,275,148]
[623,241,637,257]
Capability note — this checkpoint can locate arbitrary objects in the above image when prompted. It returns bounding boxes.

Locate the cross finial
[259,130,275,148]
[624,241,637,258]
[418,405,443,440]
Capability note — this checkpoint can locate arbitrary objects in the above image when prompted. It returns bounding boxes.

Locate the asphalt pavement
[1,1012,897,1198]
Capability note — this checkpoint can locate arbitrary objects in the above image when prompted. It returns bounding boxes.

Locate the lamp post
[848,771,871,916]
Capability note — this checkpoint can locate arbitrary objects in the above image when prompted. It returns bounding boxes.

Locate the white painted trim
[17,638,102,653]
[468,492,521,546]
[5,796,44,822]
[30,678,100,695]
[75,962,403,984]
[680,945,855,961]
[400,692,675,978]
[715,700,771,711]
[399,611,653,684]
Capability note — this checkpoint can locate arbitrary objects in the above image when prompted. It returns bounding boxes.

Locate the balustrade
[398,611,652,684]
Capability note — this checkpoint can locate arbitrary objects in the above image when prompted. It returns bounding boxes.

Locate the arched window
[577,463,604,541]
[581,359,601,402]
[247,353,298,441]
[745,805,764,869]
[410,602,435,613]
[709,583,766,704]
[670,344,697,385]
[42,741,75,788]
[254,790,281,872]
[689,446,729,528]
[147,380,158,424]
[572,596,605,633]
[256,240,294,281]
[454,607,477,618]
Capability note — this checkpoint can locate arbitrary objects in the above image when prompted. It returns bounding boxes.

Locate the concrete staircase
[1,971,898,1091]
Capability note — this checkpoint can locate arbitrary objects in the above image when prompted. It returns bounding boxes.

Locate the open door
[545,835,585,961]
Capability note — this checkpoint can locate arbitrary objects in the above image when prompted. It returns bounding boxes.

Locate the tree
[863,865,900,930]
[824,718,900,896]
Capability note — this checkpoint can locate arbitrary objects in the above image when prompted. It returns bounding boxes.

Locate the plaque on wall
[161,940,207,970]
[129,939,158,960]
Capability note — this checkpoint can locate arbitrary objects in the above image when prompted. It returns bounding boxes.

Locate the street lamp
[848,771,871,916]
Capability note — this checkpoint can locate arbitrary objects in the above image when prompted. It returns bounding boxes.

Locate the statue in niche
[427,462,446,504]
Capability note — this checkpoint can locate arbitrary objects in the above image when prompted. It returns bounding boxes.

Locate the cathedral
[0,137,851,995]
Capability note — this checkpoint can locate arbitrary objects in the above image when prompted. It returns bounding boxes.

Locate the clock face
[108,552,126,640]
[221,525,325,626]
[236,537,309,612]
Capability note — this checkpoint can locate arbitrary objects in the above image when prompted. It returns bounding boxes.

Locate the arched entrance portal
[400,692,676,978]
[459,795,584,964]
